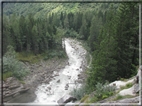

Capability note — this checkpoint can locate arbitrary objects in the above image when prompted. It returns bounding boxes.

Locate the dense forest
[2,2,139,93]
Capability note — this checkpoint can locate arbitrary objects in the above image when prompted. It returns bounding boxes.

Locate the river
[33,38,87,104]
[3,38,87,105]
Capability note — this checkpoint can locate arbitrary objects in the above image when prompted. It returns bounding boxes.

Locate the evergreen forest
[2,2,140,94]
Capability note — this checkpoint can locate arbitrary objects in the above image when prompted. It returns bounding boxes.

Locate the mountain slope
[3,2,118,18]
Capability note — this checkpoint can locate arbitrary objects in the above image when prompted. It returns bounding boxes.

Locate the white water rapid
[33,38,87,104]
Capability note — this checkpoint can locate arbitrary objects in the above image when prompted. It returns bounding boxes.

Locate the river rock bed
[33,38,88,103]
[2,38,89,104]
[23,57,68,90]
[2,57,69,103]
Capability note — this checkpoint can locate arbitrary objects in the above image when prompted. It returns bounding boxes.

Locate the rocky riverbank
[3,57,68,103]
[3,38,89,104]
[3,77,30,103]
[23,57,68,90]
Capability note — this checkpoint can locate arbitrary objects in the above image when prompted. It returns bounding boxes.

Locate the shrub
[44,49,66,60]
[126,82,133,88]
[114,94,123,100]
[90,82,116,102]
[3,45,29,80]
[64,29,79,38]
[70,85,87,100]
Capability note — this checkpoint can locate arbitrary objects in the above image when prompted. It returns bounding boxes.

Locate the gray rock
[133,83,139,93]
[58,95,77,106]
[9,85,20,89]
[76,79,83,83]
[65,84,69,90]
[3,77,30,102]
[100,96,139,106]
[3,84,9,88]
[20,88,30,93]
[57,79,60,83]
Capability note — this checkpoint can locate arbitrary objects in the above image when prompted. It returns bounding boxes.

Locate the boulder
[57,95,77,106]
[65,84,69,90]
[57,79,60,83]
[133,83,139,93]
[119,86,135,96]
[133,65,142,94]
[76,79,83,83]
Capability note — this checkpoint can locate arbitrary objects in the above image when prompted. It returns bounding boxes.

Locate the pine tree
[115,3,139,78]
[64,13,69,29]
[88,16,102,51]
[3,15,11,55]
[79,15,87,40]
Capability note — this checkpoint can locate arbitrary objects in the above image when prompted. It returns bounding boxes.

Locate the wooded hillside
[2,2,140,92]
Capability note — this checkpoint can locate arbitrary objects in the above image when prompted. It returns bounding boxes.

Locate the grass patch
[3,71,13,81]
[113,94,134,101]
[120,78,129,81]
[114,94,123,100]
[126,82,133,88]
[19,80,25,84]
[120,82,133,90]
[80,95,89,103]
[16,52,44,64]
[3,71,26,84]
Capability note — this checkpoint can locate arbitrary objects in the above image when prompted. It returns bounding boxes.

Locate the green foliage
[80,95,89,103]
[3,3,139,97]
[64,29,79,38]
[86,3,138,91]
[120,82,133,90]
[19,80,26,84]
[89,82,116,102]
[3,46,29,80]
[16,52,43,64]
[43,49,66,60]
[126,83,133,88]
[88,16,102,51]
[115,3,139,78]
[113,94,134,101]
[3,71,13,81]
[70,85,88,100]
[114,94,123,100]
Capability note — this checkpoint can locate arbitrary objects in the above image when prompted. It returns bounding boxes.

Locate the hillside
[2,1,140,105]
[3,2,118,18]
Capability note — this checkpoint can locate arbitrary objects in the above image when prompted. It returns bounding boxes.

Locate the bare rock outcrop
[133,65,142,94]
[100,96,139,106]
[57,95,77,106]
[3,77,30,102]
